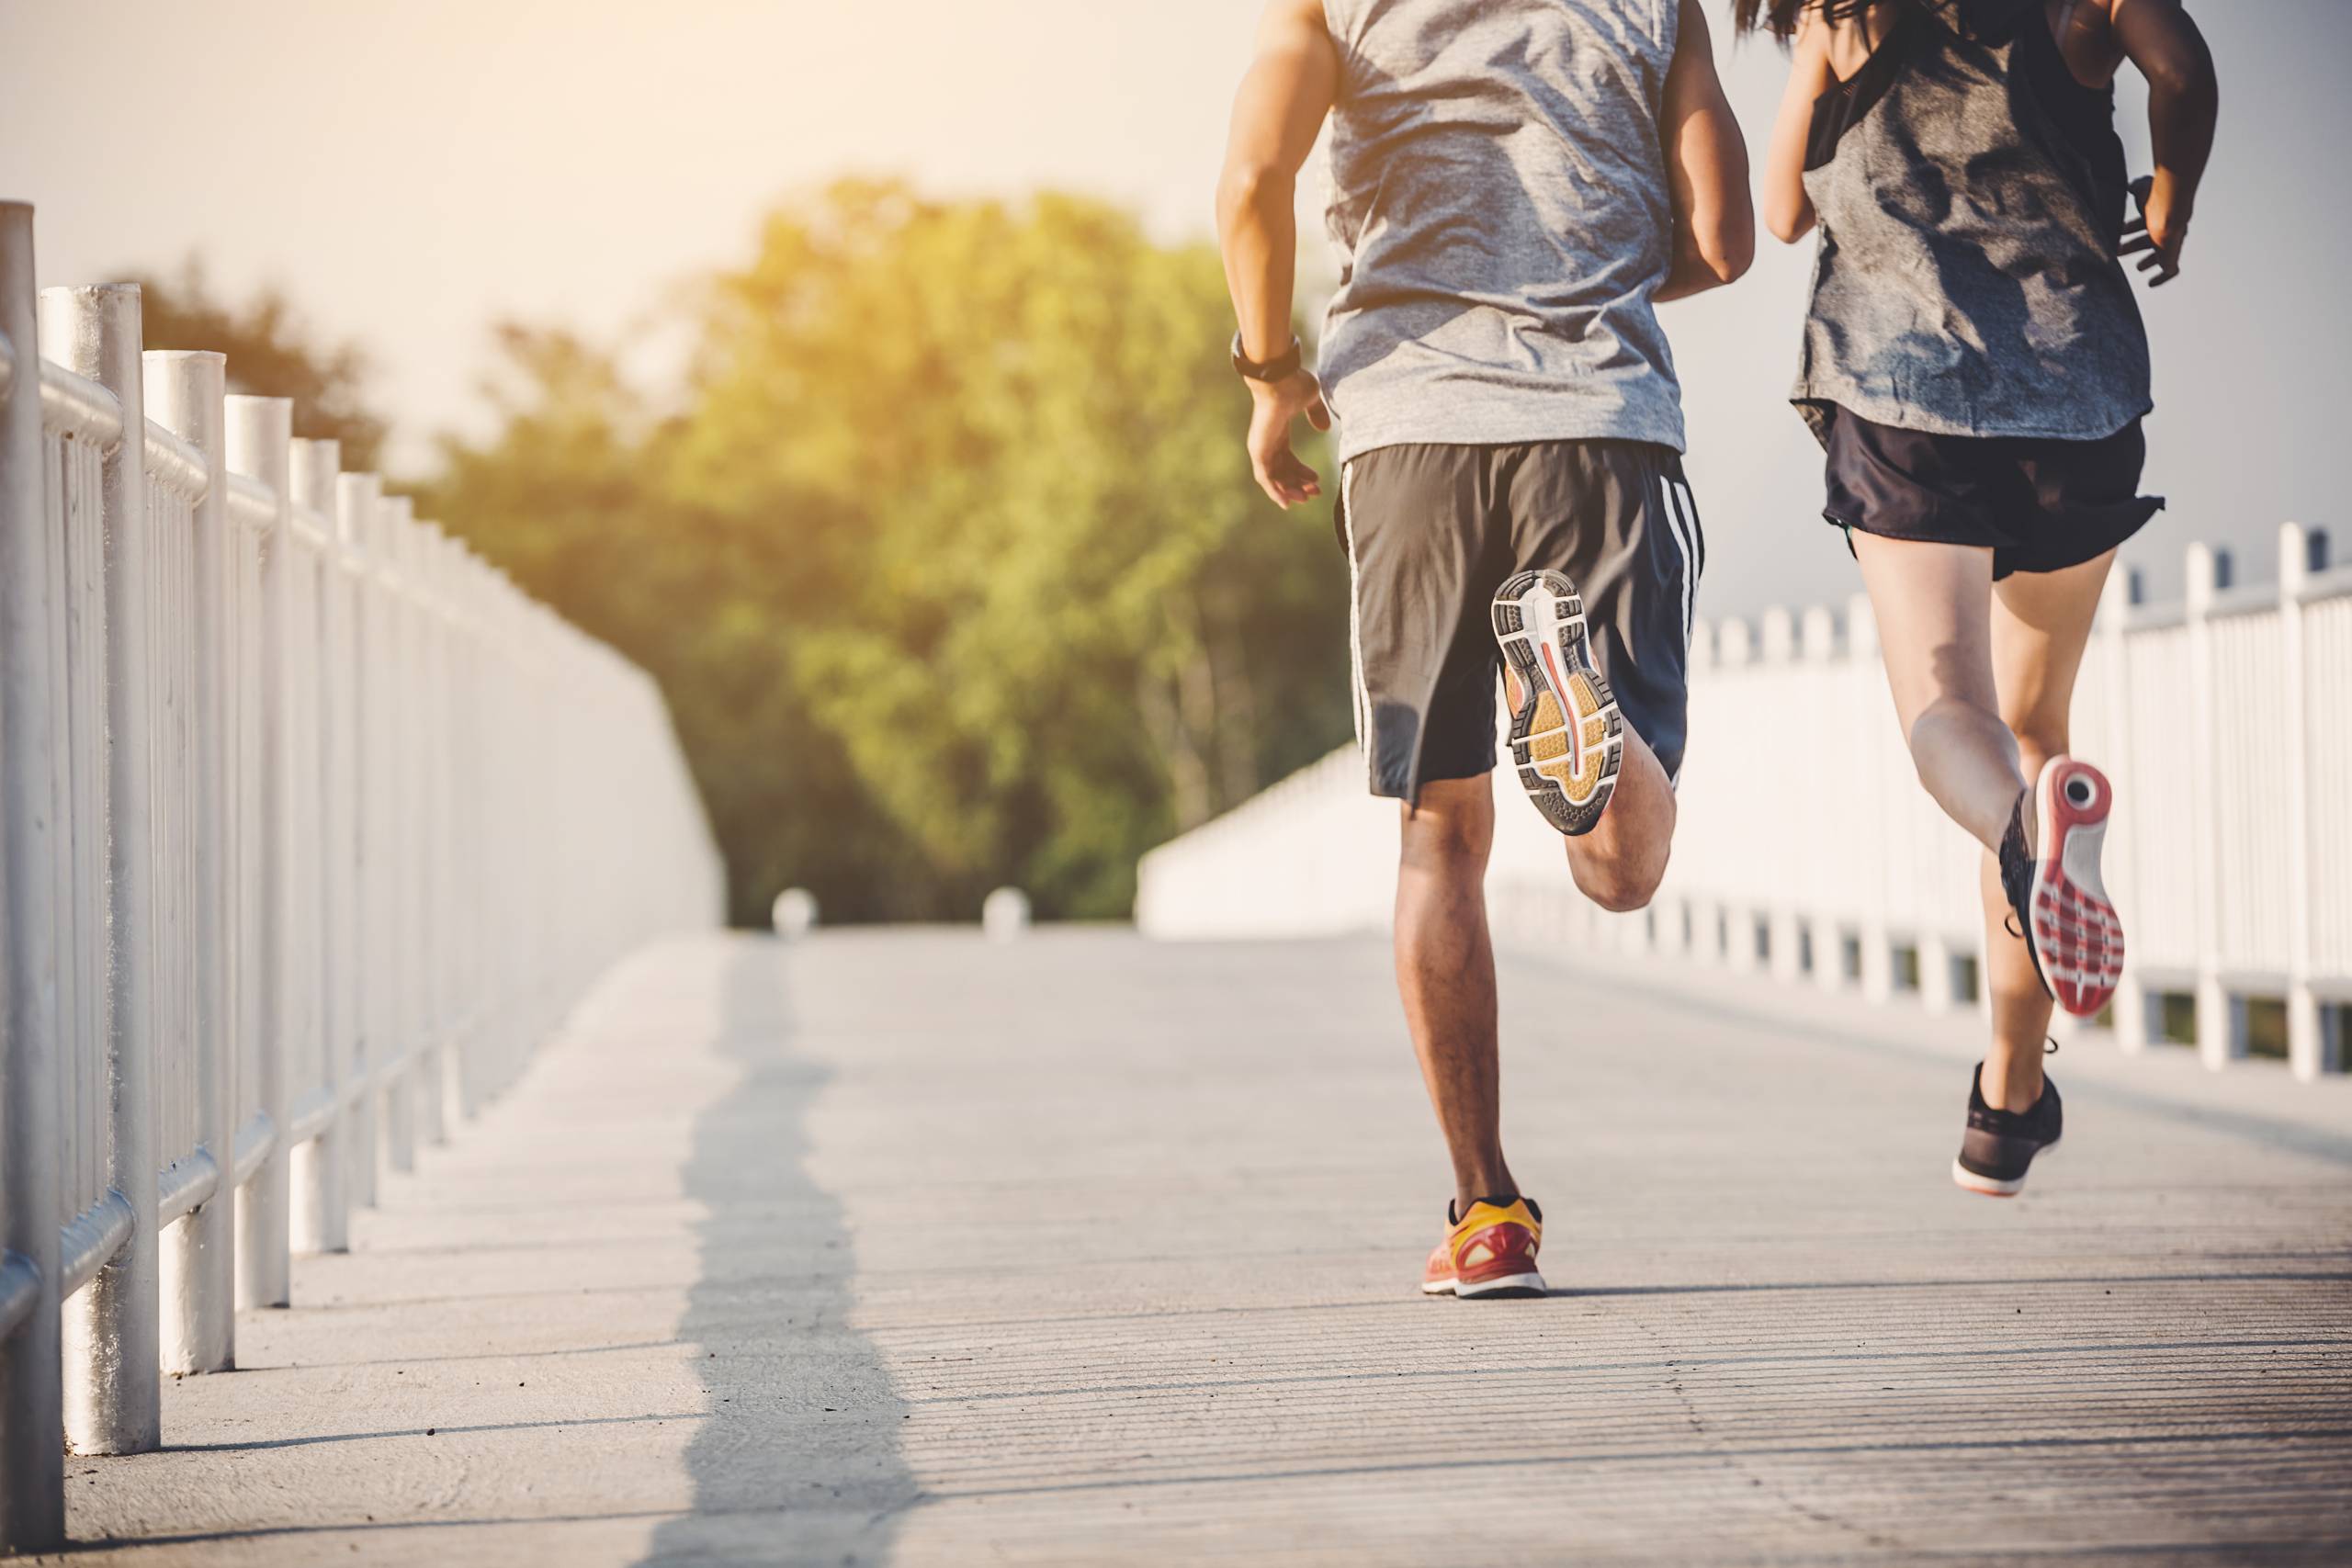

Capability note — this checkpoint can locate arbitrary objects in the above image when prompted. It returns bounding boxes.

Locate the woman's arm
[2109,0,2218,283]
[1761,12,1834,243]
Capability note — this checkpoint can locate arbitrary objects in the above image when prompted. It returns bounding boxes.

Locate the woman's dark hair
[1732,0,1886,41]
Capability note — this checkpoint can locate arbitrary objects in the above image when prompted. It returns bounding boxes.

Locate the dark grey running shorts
[1819,405,2165,581]
[1336,439,1704,805]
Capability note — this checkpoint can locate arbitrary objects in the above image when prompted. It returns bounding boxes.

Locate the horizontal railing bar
[0,1250,39,1343]
[232,1112,276,1190]
[2301,562,2352,604]
[58,1191,135,1301]
[40,356,125,448]
[2118,600,2188,633]
[156,1150,222,1230]
[288,502,332,552]
[284,1084,337,1146]
[2206,582,2282,621]
[141,416,207,501]
[224,471,277,535]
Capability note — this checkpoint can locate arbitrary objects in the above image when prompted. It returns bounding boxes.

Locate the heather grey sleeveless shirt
[1794,0,2152,444]
[1318,0,1686,466]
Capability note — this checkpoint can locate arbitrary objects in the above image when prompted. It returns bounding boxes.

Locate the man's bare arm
[1216,0,1339,508]
[2109,0,2217,285]
[1656,0,1755,300]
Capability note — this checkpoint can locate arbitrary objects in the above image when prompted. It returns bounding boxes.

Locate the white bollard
[983,887,1032,942]
[772,886,819,939]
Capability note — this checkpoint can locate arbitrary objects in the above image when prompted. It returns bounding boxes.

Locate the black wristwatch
[1230,332,1303,384]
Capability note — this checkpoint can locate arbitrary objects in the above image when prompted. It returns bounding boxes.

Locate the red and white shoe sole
[2030,758,2125,1019]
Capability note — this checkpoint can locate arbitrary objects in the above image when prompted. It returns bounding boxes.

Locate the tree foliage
[124,259,390,470]
[425,182,1351,923]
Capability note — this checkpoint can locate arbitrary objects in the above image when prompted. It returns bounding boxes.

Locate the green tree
[428,181,1350,923]
[125,258,390,471]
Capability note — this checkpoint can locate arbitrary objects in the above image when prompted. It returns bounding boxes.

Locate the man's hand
[2120,174,2187,287]
[1246,370,1330,508]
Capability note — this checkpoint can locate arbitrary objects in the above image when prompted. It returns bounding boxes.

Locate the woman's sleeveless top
[1794,0,2152,445]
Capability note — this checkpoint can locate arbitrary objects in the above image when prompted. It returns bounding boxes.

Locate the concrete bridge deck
[49,929,2352,1565]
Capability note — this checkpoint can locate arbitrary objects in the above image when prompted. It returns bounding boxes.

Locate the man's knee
[1575,856,1663,913]
[1567,836,1668,913]
[1398,782,1495,873]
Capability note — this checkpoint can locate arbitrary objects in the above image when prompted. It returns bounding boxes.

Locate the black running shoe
[1952,1064,2063,1198]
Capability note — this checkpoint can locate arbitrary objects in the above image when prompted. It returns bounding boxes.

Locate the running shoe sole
[1492,569,1623,838]
[2029,758,2125,1018]
[1951,1139,2061,1199]
[1424,1271,1550,1299]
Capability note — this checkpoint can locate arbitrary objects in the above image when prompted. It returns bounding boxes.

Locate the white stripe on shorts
[1340,462,1372,782]
[1659,473,1698,658]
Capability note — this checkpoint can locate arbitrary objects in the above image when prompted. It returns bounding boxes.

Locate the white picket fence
[0,204,723,1552]
[1137,525,2350,1085]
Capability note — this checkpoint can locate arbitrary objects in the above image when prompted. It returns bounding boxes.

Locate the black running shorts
[1337,439,1704,804]
[1819,406,2165,580]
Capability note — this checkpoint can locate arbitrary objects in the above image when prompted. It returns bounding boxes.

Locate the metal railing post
[147,349,236,1374]
[2092,568,2151,1051]
[290,439,350,1253]
[334,472,381,1210]
[411,520,448,1147]
[43,282,164,1455]
[2184,543,2245,1070]
[1759,609,1806,986]
[377,494,417,1174]
[2278,522,2328,1080]
[0,197,68,1558]
[227,396,292,1309]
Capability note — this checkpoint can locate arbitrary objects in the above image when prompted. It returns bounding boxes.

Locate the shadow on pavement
[641,935,918,1566]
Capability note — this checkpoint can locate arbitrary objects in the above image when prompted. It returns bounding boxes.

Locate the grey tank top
[1795,0,2152,444]
[1318,0,1686,466]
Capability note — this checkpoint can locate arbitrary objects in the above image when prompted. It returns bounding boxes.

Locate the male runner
[1216,0,1751,1297]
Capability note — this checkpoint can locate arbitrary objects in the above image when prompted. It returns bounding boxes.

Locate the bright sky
[4,0,2345,615]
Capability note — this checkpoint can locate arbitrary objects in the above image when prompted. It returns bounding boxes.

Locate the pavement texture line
[49,929,2352,1565]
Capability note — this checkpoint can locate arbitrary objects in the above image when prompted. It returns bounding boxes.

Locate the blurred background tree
[424,181,1351,924]
[124,257,391,470]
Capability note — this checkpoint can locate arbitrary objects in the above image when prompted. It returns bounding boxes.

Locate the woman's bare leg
[1976,550,2118,1108]
[1849,535,2028,853]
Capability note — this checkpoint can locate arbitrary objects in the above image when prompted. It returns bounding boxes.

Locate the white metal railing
[0,202,723,1552]
[1137,526,2348,1085]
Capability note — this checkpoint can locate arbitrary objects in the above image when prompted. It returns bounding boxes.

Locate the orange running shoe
[1420,1197,1545,1299]
[1493,570,1623,838]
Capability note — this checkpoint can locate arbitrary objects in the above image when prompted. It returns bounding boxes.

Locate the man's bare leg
[1564,728,1675,913]
[1394,775,1516,1213]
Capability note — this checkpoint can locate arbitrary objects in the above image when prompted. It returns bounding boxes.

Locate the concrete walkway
[52,929,2352,1565]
